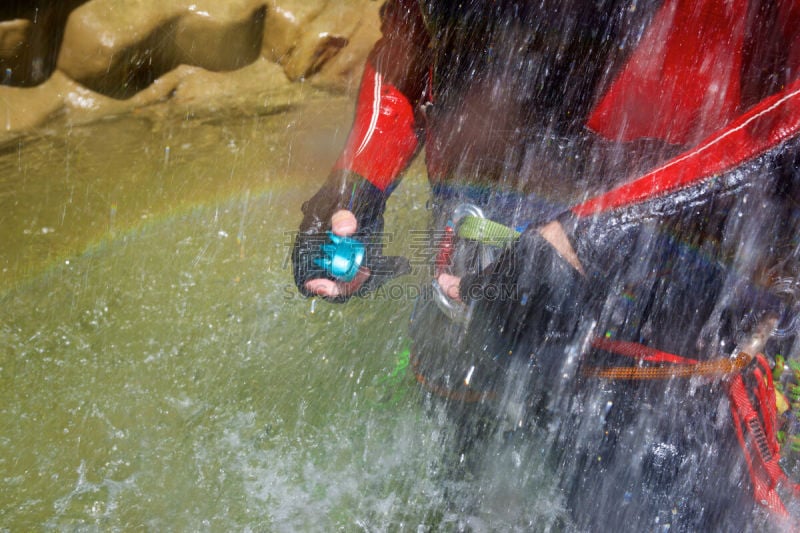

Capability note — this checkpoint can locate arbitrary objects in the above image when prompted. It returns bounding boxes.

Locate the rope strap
[584,352,751,380]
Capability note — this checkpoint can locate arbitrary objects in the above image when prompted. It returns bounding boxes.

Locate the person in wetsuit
[292,0,800,529]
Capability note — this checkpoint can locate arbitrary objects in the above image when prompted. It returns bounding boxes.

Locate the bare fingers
[437,272,462,301]
[304,267,371,299]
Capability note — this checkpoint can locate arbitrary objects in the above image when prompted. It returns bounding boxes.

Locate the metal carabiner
[430,203,487,324]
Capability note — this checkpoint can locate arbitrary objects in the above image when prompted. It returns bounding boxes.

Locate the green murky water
[1,99,563,531]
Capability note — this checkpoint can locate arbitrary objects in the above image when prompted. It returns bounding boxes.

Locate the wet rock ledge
[0,0,380,139]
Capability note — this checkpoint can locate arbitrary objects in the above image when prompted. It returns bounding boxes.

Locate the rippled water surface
[1,101,567,530]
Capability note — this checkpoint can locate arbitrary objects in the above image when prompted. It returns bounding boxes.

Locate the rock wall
[0,0,381,139]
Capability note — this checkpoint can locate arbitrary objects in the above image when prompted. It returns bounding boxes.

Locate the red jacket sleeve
[332,0,430,192]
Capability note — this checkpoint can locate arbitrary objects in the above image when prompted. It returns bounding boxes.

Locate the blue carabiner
[313,231,366,282]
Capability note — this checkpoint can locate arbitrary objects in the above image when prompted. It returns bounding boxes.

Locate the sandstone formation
[0,0,382,140]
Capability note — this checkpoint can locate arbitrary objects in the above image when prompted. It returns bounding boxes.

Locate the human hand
[452,221,584,305]
[291,171,411,303]
[303,210,371,299]
[436,272,462,302]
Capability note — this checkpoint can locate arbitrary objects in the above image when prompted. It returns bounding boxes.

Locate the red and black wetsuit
[335,0,800,199]
[295,0,800,528]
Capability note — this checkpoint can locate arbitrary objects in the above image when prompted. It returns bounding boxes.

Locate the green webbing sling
[456,215,521,246]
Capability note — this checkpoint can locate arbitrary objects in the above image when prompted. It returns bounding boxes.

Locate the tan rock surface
[56,0,269,97]
[279,1,381,83]
[0,18,32,86]
[262,0,327,65]
[0,73,68,133]
[309,1,382,92]
[0,0,380,140]
[0,19,31,61]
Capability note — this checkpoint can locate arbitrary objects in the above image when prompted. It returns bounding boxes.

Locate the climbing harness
[582,318,800,525]
[728,353,800,521]
[428,210,800,523]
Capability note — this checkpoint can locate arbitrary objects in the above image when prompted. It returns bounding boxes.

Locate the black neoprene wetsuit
[292,1,800,528]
